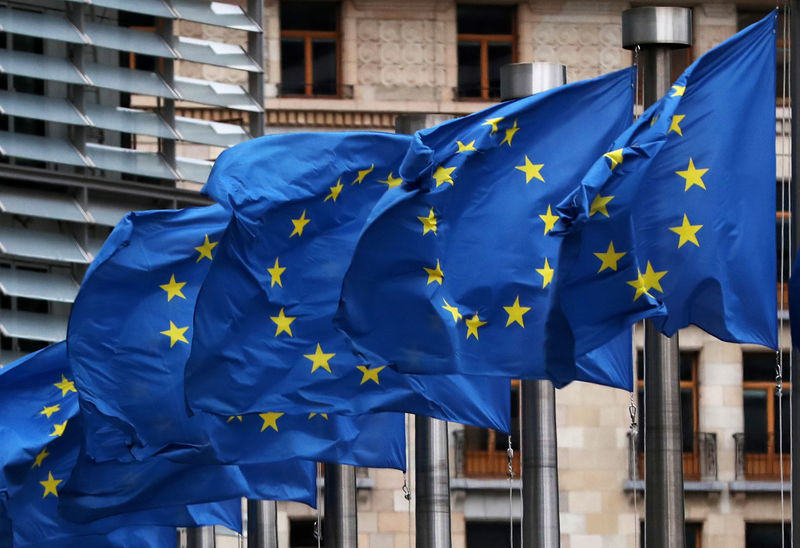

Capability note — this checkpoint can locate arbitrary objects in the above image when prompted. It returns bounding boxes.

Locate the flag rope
[507,434,515,548]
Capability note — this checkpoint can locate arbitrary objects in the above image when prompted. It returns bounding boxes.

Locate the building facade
[0,1,790,547]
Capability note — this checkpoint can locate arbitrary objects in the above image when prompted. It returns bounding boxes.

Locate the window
[290,518,318,548]
[636,351,699,478]
[466,520,520,548]
[746,523,791,547]
[118,11,158,72]
[457,5,516,99]
[280,1,339,96]
[640,522,702,548]
[740,352,790,480]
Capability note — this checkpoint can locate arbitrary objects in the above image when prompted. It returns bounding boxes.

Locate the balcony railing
[453,430,521,479]
[627,431,717,481]
[734,432,791,481]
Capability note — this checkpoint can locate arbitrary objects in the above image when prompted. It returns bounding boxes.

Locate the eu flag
[67,205,405,470]
[0,344,243,547]
[334,69,636,388]
[554,12,778,354]
[184,132,513,429]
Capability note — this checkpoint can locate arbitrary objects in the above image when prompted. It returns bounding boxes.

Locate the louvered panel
[85,22,175,59]
[176,157,213,184]
[174,76,261,112]
[172,0,259,31]
[1,350,25,366]
[0,310,68,342]
[0,186,89,223]
[0,131,88,168]
[0,90,88,127]
[63,0,175,19]
[85,143,177,180]
[83,62,177,99]
[84,104,178,140]
[175,116,248,147]
[0,269,79,303]
[0,226,91,264]
[0,50,87,86]
[86,236,107,259]
[85,201,130,227]
[176,36,260,72]
[0,8,86,44]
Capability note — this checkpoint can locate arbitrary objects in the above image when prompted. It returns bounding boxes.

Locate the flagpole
[621,7,692,548]
[790,2,800,545]
[395,113,456,548]
[324,464,358,548]
[247,500,278,548]
[186,526,216,548]
[500,61,566,548]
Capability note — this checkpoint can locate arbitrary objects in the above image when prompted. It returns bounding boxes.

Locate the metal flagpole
[395,113,455,548]
[621,7,692,548]
[790,3,800,546]
[248,500,278,548]
[500,62,566,548]
[323,464,358,548]
[186,526,216,548]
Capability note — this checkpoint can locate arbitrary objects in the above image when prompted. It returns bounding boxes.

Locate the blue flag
[0,344,243,547]
[554,12,778,355]
[67,205,405,470]
[789,255,800,350]
[184,132,513,429]
[334,69,636,388]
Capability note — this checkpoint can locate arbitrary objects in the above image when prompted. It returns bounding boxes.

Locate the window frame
[279,3,341,98]
[456,5,517,100]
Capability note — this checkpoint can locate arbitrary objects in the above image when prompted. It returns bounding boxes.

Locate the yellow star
[465,313,487,340]
[536,258,554,288]
[433,166,456,187]
[226,415,243,423]
[669,214,702,248]
[49,420,68,438]
[589,194,614,217]
[379,172,403,189]
[356,365,386,385]
[627,261,667,301]
[267,257,286,288]
[503,296,530,328]
[324,178,344,202]
[159,274,187,301]
[482,117,504,134]
[594,241,627,273]
[456,140,477,153]
[668,114,685,136]
[675,158,708,191]
[258,412,284,432]
[539,205,559,235]
[195,234,218,262]
[352,164,374,184]
[40,404,60,419]
[308,412,329,420]
[304,344,335,374]
[671,85,685,96]
[441,298,462,323]
[417,208,438,235]
[160,321,189,347]
[40,471,62,498]
[604,149,624,170]
[424,259,444,285]
[499,119,519,146]
[515,156,545,184]
[54,374,76,397]
[32,447,49,469]
[627,270,650,300]
[650,115,660,127]
[270,307,296,337]
[289,210,311,237]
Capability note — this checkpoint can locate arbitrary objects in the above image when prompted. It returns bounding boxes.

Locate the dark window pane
[466,521,520,548]
[680,387,694,452]
[743,352,788,382]
[281,2,338,31]
[745,523,791,548]
[312,39,337,95]
[457,5,514,35]
[290,518,317,548]
[743,389,768,453]
[774,389,791,454]
[487,43,512,98]
[464,426,489,450]
[679,352,694,381]
[685,522,701,548]
[457,42,481,97]
[281,38,306,95]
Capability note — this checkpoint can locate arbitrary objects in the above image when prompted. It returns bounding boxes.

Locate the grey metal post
[622,7,692,548]
[500,62,566,548]
[247,0,265,137]
[395,113,455,548]
[248,500,278,548]
[186,526,216,548]
[323,464,357,548]
[790,2,800,545]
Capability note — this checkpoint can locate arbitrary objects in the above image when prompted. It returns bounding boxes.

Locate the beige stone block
[568,491,602,514]
[358,533,369,548]
[371,488,398,512]
[450,512,465,534]
[367,533,394,547]
[452,532,466,548]
[586,513,619,535]
[602,491,632,515]
[568,534,602,548]
[372,468,404,489]
[557,427,585,448]
[378,511,410,533]
[360,511,378,533]
[559,512,586,534]
[558,469,585,490]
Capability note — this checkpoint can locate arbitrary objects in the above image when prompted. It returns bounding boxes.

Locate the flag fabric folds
[184,132,513,429]
[67,205,405,471]
[334,69,636,388]
[554,12,778,355]
[0,343,244,547]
